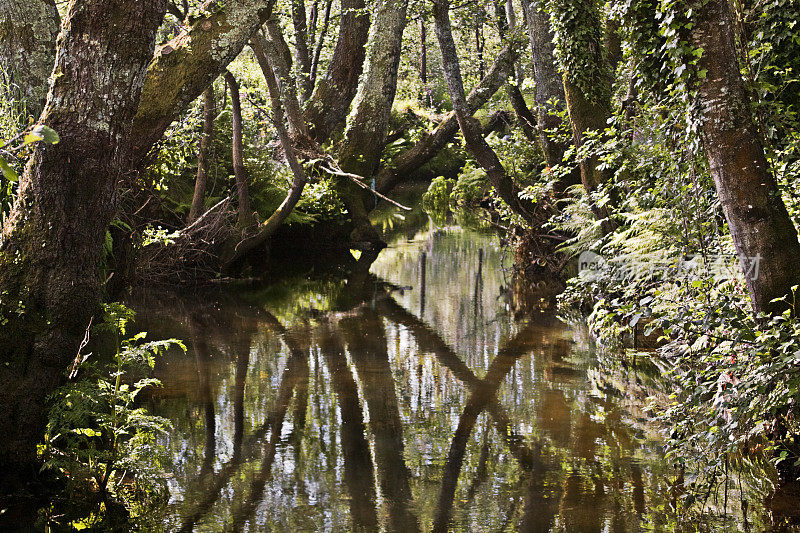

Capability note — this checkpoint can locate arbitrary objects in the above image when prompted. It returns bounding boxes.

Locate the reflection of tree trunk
[178,317,302,532]
[433,325,540,532]
[378,297,543,469]
[420,252,427,317]
[473,249,483,325]
[190,316,216,479]
[188,87,216,223]
[318,323,380,532]
[341,311,421,533]
[227,352,307,531]
[232,328,252,459]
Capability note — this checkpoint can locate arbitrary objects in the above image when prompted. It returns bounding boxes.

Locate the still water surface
[133,224,760,531]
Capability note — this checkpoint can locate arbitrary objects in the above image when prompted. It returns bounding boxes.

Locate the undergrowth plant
[39,303,184,530]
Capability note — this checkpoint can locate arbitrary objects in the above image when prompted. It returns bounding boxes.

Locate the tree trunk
[691,0,800,315]
[335,0,409,245]
[303,0,370,142]
[433,0,533,223]
[224,38,309,266]
[548,0,615,231]
[310,0,333,86]
[339,0,409,177]
[188,86,216,223]
[0,0,60,118]
[130,0,274,163]
[374,43,515,195]
[290,0,313,101]
[0,0,166,494]
[258,22,308,138]
[420,16,428,84]
[519,0,580,191]
[222,71,254,228]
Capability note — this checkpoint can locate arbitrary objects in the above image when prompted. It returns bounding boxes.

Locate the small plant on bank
[38,302,184,530]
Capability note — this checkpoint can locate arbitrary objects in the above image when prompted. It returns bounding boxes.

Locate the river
[131,218,776,531]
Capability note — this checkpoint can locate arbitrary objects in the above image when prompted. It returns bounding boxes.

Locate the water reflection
[131,226,760,531]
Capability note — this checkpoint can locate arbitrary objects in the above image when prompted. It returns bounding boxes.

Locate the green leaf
[23,125,60,146]
[0,158,18,182]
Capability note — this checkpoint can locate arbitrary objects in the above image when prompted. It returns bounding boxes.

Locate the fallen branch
[316,162,412,211]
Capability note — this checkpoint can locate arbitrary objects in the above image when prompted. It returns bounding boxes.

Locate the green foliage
[0,79,59,222]
[422,175,454,226]
[39,303,185,530]
[547,0,611,103]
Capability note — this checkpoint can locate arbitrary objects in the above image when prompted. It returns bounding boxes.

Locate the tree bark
[691,0,800,315]
[339,0,409,177]
[433,0,533,223]
[130,0,274,163]
[519,0,579,191]
[420,16,428,84]
[374,43,515,195]
[188,86,217,223]
[290,0,313,100]
[0,0,166,492]
[335,0,409,245]
[310,0,333,86]
[222,71,254,228]
[303,0,371,142]
[0,0,60,118]
[257,22,308,138]
[548,0,616,231]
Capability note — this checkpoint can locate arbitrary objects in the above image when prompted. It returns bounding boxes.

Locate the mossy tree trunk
[520,0,580,192]
[336,0,409,245]
[303,0,370,142]
[691,0,800,315]
[0,0,166,492]
[0,0,60,118]
[547,0,612,193]
[129,0,274,163]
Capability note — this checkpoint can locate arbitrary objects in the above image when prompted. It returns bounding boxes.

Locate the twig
[318,164,412,211]
[183,196,231,233]
[69,316,94,379]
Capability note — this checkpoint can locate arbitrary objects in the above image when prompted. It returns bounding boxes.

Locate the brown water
[133,224,771,532]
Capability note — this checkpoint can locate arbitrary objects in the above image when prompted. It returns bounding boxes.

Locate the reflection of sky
[138,225,762,532]
[370,226,513,369]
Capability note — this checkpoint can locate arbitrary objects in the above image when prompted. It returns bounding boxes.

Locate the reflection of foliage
[421,176,454,226]
[40,303,184,530]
